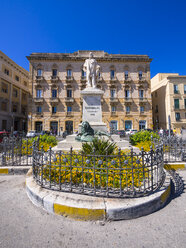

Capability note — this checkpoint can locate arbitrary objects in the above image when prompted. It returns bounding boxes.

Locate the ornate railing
[32,144,165,198]
[0,137,33,166]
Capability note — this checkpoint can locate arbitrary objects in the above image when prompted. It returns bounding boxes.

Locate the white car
[126,129,138,135]
[26,130,37,138]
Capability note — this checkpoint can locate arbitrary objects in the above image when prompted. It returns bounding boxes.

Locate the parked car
[126,129,138,135]
[113,130,126,138]
[26,130,37,138]
[37,130,50,136]
[0,131,10,143]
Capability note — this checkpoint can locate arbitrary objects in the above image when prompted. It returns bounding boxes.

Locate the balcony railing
[111,111,117,116]
[138,76,146,83]
[65,97,74,103]
[36,76,44,82]
[50,97,59,104]
[66,112,73,117]
[124,76,132,83]
[109,77,117,83]
[36,112,43,117]
[139,97,148,103]
[51,76,59,82]
[124,97,133,104]
[34,97,44,103]
[110,97,118,103]
[66,76,73,82]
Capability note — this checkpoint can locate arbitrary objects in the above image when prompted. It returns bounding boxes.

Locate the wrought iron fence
[0,137,33,166]
[32,143,165,198]
[153,136,186,163]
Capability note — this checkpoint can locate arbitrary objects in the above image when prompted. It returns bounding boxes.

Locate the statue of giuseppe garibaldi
[83,52,100,88]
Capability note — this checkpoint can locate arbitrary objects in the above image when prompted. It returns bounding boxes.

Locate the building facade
[27,50,153,134]
[0,51,29,132]
[151,73,186,133]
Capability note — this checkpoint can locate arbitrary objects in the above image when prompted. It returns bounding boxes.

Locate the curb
[164,163,186,170]
[0,166,31,175]
[26,168,171,221]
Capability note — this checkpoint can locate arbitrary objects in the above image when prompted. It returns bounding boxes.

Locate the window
[67,89,72,98]
[13,88,18,97]
[185,113,186,119]
[15,75,19,81]
[139,120,146,130]
[24,81,27,86]
[1,83,8,93]
[174,84,179,94]
[155,91,158,97]
[52,89,57,98]
[1,102,7,111]
[111,89,116,98]
[155,105,158,113]
[126,106,130,113]
[36,89,42,98]
[125,89,130,98]
[52,69,57,77]
[184,85,186,94]
[36,106,42,113]
[52,106,57,114]
[175,112,180,121]
[174,99,179,109]
[124,71,128,80]
[35,121,43,132]
[67,106,72,112]
[82,69,86,78]
[185,99,186,109]
[22,93,26,100]
[140,106,144,113]
[67,69,72,77]
[4,69,9,76]
[110,121,118,131]
[139,71,143,80]
[110,70,115,79]
[37,69,42,76]
[111,106,116,112]
[139,89,144,99]
[12,104,17,113]
[125,120,132,130]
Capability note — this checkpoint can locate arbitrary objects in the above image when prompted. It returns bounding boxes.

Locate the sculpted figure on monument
[83,52,100,88]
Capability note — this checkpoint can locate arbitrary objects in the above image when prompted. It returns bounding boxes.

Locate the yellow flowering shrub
[37,150,149,189]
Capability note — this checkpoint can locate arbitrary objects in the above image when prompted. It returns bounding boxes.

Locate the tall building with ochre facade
[0,51,29,132]
[27,50,152,134]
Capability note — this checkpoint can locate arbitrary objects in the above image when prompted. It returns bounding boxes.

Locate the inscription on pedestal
[83,95,102,123]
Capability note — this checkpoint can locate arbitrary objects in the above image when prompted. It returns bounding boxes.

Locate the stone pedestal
[79,87,107,132]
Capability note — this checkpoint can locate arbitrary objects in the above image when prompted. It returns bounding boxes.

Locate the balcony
[139,97,148,104]
[123,76,132,84]
[140,111,146,116]
[109,77,117,85]
[51,76,59,83]
[110,97,118,103]
[34,97,44,104]
[50,97,59,104]
[66,112,73,117]
[138,76,146,84]
[35,76,44,83]
[97,76,103,83]
[124,97,133,104]
[80,76,86,82]
[65,97,74,103]
[35,112,43,117]
[111,111,117,117]
[172,105,186,111]
[65,76,74,83]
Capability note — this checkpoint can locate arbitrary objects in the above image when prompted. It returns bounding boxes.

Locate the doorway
[65,121,73,134]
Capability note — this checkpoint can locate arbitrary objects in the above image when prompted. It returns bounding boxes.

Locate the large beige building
[27,50,153,134]
[151,73,186,133]
[0,51,29,132]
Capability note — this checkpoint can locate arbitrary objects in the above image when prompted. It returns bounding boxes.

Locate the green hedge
[130,130,159,146]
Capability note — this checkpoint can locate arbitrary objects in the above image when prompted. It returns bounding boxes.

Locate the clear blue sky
[1,0,186,78]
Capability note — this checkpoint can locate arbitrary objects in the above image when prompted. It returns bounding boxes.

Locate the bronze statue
[76,121,110,142]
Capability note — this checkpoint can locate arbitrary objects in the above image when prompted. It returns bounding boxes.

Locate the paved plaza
[0,171,186,248]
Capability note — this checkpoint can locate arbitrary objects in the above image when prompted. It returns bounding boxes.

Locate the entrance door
[35,121,43,132]
[65,121,73,134]
[110,121,118,133]
[50,121,58,135]
[2,120,7,130]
